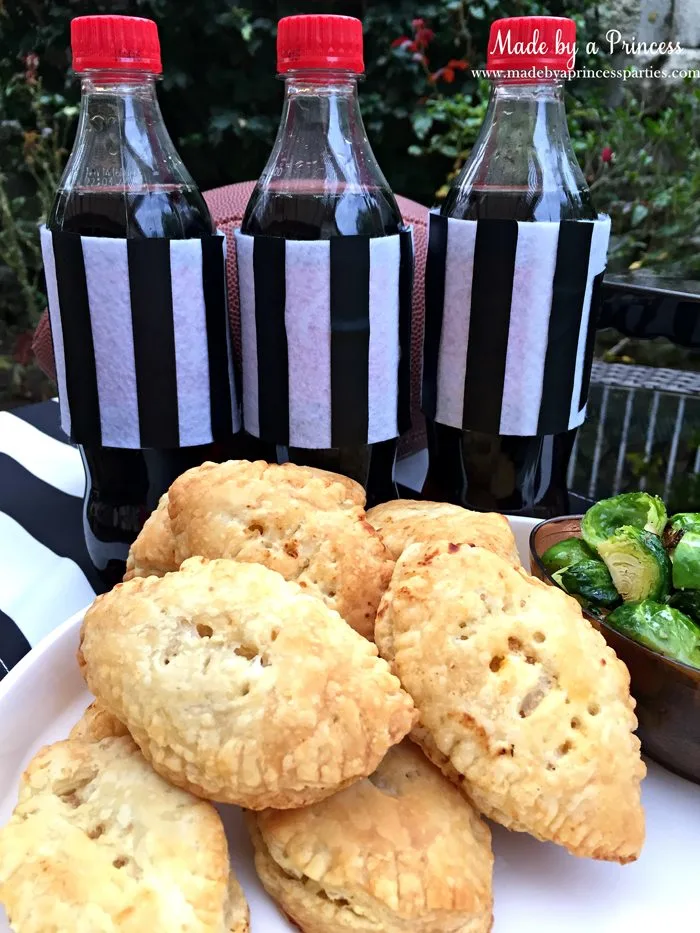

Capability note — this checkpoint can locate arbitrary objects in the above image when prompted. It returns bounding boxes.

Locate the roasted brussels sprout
[598,526,671,602]
[667,512,700,534]
[541,537,595,575]
[671,531,700,591]
[669,590,700,625]
[607,600,700,669]
[553,559,620,609]
[664,512,700,549]
[581,492,667,551]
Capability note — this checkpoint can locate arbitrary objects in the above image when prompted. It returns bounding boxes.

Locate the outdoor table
[600,274,700,347]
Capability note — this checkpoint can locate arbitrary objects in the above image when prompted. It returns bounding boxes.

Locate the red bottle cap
[71,15,162,74]
[277,15,364,74]
[486,16,576,75]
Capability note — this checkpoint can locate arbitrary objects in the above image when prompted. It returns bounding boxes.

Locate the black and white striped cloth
[424,213,611,436]
[235,229,413,448]
[40,227,240,449]
[0,400,96,681]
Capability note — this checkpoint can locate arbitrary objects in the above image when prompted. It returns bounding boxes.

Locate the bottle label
[234,228,413,448]
[423,213,611,437]
[40,226,240,448]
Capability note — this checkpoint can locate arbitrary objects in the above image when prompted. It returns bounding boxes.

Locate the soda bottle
[240,14,408,507]
[46,16,237,588]
[424,16,602,518]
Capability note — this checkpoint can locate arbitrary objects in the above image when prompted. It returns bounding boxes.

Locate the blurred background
[1,0,699,505]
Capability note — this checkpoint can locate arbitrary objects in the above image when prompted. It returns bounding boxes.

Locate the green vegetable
[669,590,700,625]
[598,526,671,602]
[553,559,621,609]
[607,600,700,669]
[671,531,700,591]
[541,537,595,575]
[667,512,700,535]
[664,512,700,549]
[581,493,667,551]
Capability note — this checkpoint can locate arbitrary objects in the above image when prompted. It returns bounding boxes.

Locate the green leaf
[470,5,486,19]
[631,203,650,227]
[438,143,460,157]
[412,111,434,140]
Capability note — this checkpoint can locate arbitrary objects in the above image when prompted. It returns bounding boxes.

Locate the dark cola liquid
[48,186,235,589]
[424,185,597,518]
[49,185,213,238]
[242,183,403,507]
[242,185,402,238]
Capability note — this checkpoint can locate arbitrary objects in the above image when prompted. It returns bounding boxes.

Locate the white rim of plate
[0,605,90,702]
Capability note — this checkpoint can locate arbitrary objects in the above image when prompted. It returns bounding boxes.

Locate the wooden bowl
[530,515,700,785]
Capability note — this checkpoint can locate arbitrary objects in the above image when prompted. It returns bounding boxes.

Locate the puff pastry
[69,701,129,742]
[79,557,416,809]
[124,493,176,581]
[125,460,393,639]
[247,741,493,933]
[0,731,249,933]
[366,499,520,566]
[375,542,645,863]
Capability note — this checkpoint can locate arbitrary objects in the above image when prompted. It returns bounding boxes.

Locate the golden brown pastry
[79,557,416,809]
[247,741,493,933]
[366,499,520,567]
[123,463,363,583]
[124,460,393,639]
[69,701,130,742]
[375,541,646,864]
[124,493,178,581]
[0,731,249,933]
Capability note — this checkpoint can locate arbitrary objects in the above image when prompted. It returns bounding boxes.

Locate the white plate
[1,517,698,933]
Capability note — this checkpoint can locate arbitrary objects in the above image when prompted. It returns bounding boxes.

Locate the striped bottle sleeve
[235,228,414,448]
[39,227,240,449]
[423,213,611,437]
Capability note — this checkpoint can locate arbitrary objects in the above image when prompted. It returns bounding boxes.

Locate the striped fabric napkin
[0,401,96,680]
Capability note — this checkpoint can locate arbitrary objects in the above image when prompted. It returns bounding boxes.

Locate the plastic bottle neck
[58,70,192,193]
[274,71,382,193]
[241,69,401,237]
[443,78,595,221]
[488,79,572,146]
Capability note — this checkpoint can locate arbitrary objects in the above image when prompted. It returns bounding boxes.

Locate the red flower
[415,26,435,48]
[412,18,425,30]
[23,52,39,85]
[391,36,412,48]
[432,64,465,83]
[448,58,469,70]
[601,146,614,163]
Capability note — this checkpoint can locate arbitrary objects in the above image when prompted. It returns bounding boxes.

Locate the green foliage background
[1,0,699,404]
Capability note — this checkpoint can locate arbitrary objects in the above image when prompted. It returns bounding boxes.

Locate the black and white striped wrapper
[40,226,240,448]
[424,213,611,437]
[234,229,413,448]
